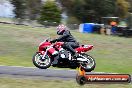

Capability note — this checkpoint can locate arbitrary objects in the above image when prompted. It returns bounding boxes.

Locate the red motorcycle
[32,38,96,72]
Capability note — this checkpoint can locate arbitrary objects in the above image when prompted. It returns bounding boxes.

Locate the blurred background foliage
[38,1,61,25]
[59,0,130,23]
[6,0,132,24]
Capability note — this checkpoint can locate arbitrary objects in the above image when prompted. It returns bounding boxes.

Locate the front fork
[37,50,48,61]
[41,50,48,60]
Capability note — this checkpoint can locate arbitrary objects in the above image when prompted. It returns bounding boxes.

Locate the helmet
[56,24,67,35]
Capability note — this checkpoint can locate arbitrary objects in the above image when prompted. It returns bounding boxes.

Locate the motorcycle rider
[50,24,79,65]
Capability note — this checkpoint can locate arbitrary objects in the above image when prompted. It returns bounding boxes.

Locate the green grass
[74,33,132,74]
[0,77,131,88]
[0,23,132,74]
[0,17,13,23]
[0,24,56,66]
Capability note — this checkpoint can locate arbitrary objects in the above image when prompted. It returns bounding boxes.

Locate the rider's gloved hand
[50,39,58,43]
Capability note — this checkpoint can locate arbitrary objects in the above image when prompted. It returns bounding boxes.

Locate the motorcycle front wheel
[32,52,52,69]
[80,54,96,72]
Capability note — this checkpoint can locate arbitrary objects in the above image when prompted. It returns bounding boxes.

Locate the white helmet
[56,24,67,35]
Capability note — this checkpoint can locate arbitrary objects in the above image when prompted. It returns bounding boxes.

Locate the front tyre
[32,52,52,69]
[80,54,96,72]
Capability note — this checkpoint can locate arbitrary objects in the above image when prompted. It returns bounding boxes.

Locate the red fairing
[39,41,57,55]
[39,42,51,51]
[39,51,45,55]
[54,42,64,47]
[54,42,64,51]
[47,47,57,55]
[75,45,93,53]
[38,39,93,56]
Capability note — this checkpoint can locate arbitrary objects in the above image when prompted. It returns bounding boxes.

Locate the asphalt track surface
[0,65,78,80]
[0,65,107,80]
[0,66,131,82]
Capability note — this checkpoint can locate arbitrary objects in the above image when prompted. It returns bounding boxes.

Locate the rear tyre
[32,52,52,69]
[80,54,96,72]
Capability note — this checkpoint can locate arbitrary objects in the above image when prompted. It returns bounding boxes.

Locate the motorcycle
[32,38,96,72]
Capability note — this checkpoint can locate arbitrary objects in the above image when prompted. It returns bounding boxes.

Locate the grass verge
[0,77,131,88]
[0,23,132,74]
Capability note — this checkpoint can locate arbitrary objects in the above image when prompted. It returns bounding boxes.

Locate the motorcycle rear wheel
[80,54,96,72]
[32,52,52,69]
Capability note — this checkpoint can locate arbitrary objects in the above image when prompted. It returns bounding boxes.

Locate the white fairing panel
[77,58,87,61]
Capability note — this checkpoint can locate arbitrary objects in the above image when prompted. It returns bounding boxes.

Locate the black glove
[50,39,58,43]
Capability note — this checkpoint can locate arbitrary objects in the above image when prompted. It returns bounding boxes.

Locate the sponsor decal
[76,67,131,85]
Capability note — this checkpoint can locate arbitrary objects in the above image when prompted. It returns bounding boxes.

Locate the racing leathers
[51,30,79,56]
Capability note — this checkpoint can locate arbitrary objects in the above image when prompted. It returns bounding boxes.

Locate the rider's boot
[73,53,79,59]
